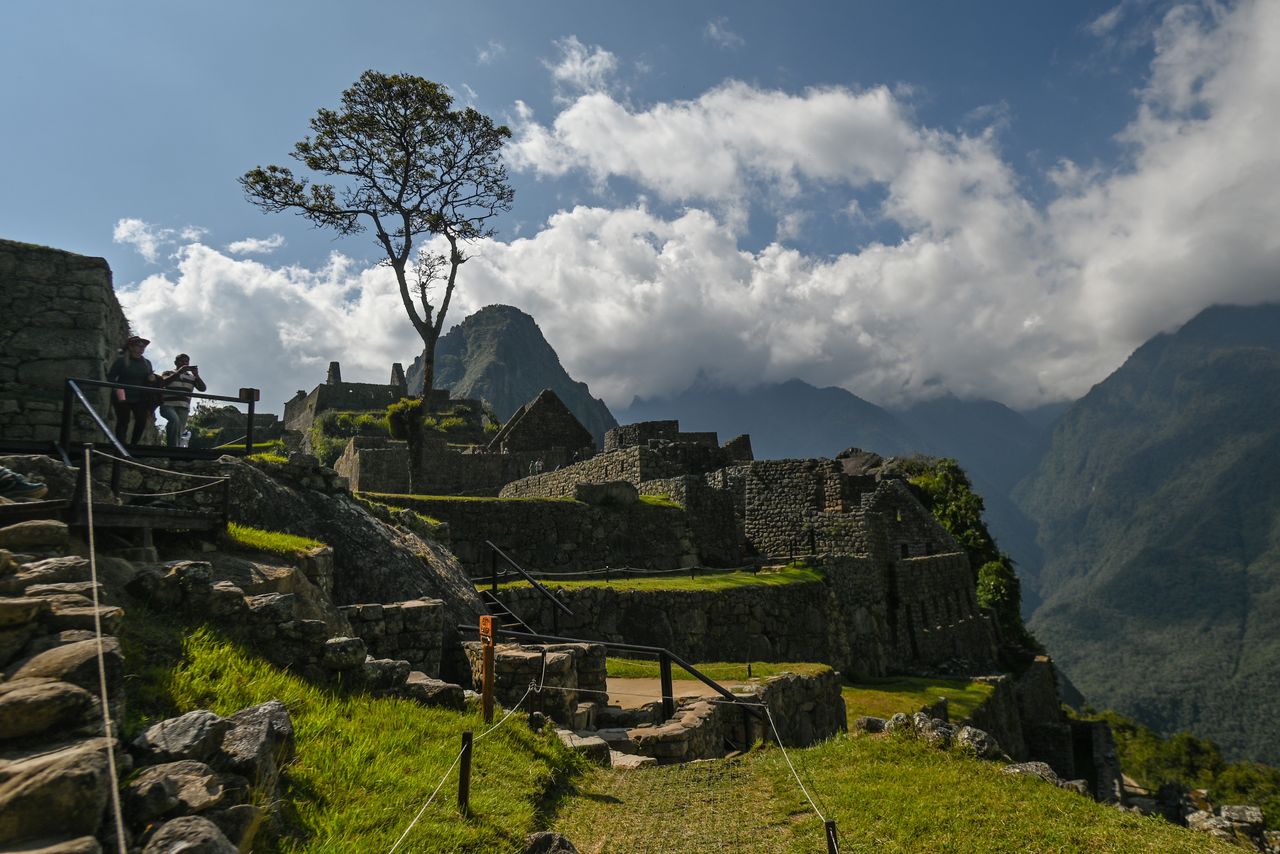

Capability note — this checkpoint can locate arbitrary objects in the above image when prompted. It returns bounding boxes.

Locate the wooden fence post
[825,819,838,854]
[480,616,495,724]
[458,731,473,816]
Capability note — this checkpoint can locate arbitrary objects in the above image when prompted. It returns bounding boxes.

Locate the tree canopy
[241,70,513,395]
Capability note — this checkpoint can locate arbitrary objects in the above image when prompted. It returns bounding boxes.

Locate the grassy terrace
[491,564,823,593]
[121,614,582,853]
[118,611,1224,852]
[224,522,326,556]
[553,736,1226,853]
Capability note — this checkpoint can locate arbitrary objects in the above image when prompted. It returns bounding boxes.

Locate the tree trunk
[417,343,435,400]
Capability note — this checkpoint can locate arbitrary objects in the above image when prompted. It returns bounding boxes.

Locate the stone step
[0,677,101,741]
[399,671,464,711]
[0,737,113,846]
[609,749,657,770]
[594,727,639,754]
[46,605,125,635]
[0,520,70,553]
[555,729,611,766]
[2,835,103,853]
[572,701,598,731]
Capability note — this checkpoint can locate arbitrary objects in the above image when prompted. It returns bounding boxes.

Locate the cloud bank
[121,1,1280,415]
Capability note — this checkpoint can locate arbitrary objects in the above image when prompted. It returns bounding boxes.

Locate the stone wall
[338,599,445,677]
[372,494,699,577]
[495,553,996,675]
[637,476,742,566]
[335,437,412,495]
[0,239,131,443]
[282,378,406,433]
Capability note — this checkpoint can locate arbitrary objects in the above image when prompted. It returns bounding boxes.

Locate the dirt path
[605,676,749,710]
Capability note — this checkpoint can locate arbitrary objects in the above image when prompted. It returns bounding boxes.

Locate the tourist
[105,335,158,445]
[0,466,47,500]
[158,354,207,447]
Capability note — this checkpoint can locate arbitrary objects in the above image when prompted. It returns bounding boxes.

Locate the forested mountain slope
[1015,303,1280,763]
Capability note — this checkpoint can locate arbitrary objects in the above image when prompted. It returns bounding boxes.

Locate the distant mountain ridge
[1014,303,1280,763]
[406,305,617,445]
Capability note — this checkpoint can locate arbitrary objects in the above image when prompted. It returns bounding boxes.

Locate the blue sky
[3,1,1278,413]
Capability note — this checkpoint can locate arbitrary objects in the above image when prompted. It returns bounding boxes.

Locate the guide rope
[83,446,129,853]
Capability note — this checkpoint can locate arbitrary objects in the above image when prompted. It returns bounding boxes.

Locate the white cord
[84,446,128,853]
[388,684,536,852]
[90,449,229,480]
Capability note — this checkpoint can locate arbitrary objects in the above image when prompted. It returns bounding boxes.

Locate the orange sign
[479,615,493,643]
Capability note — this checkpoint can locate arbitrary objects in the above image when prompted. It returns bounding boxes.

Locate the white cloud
[509,81,919,208]
[226,234,284,255]
[126,0,1280,415]
[476,40,505,65]
[704,17,744,49]
[544,36,619,102]
[113,218,207,264]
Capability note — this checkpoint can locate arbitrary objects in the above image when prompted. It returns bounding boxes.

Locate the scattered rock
[522,831,580,854]
[205,803,264,851]
[132,710,235,765]
[883,712,911,734]
[214,700,295,785]
[363,657,410,691]
[320,637,366,670]
[399,672,465,710]
[142,816,237,854]
[1003,761,1063,786]
[122,771,180,825]
[955,725,1003,760]
[128,760,249,815]
[853,715,886,734]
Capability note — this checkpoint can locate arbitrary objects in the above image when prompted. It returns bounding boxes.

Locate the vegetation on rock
[1082,710,1280,830]
[900,456,1040,651]
[224,522,326,557]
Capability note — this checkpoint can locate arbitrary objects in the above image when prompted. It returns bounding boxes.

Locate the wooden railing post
[825,819,838,854]
[458,731,473,816]
[659,651,675,720]
[480,616,495,724]
[59,381,74,453]
[240,388,260,454]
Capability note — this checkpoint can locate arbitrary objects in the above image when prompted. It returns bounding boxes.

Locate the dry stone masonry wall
[0,239,130,443]
[338,599,445,677]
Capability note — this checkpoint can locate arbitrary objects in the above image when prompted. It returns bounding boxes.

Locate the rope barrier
[83,446,128,853]
[117,481,226,498]
[387,680,539,852]
[89,449,230,481]
[765,705,833,837]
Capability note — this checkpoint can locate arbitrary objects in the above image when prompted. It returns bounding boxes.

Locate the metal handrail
[60,377,261,458]
[485,540,573,616]
[456,624,762,721]
[63,380,131,460]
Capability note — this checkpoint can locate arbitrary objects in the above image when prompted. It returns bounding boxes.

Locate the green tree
[241,71,513,396]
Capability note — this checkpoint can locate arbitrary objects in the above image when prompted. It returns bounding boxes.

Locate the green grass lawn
[224,522,326,557]
[493,565,823,593]
[841,674,995,725]
[553,735,1229,853]
[121,614,583,853]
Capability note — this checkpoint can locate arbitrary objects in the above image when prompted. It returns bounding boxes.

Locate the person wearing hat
[158,354,207,447]
[106,335,158,444]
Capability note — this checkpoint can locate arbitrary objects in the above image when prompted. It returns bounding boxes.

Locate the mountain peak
[406,304,617,445]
